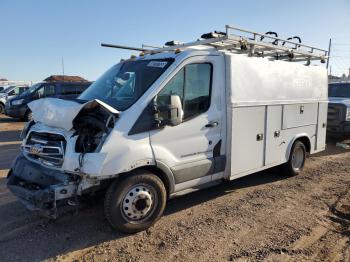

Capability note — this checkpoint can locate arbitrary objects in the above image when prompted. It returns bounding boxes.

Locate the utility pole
[326,38,331,75]
[61,56,65,80]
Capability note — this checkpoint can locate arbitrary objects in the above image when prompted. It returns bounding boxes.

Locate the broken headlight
[346,107,350,121]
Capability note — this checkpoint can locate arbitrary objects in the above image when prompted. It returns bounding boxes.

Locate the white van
[7,26,328,233]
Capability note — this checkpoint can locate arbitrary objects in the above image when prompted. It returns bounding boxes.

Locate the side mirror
[168,95,183,126]
[154,95,183,127]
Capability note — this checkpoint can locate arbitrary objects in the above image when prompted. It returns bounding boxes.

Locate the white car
[0,85,28,113]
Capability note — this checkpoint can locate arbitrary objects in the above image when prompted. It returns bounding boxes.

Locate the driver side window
[36,85,55,98]
[157,63,212,120]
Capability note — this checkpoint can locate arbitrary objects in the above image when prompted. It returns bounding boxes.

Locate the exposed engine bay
[73,103,117,153]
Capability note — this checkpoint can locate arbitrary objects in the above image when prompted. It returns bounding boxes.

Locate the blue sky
[1,0,349,81]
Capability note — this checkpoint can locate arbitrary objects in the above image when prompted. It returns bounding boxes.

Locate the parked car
[5,81,91,121]
[7,26,328,233]
[0,85,29,113]
[327,82,350,137]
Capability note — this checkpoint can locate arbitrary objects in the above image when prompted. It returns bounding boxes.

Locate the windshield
[21,83,42,96]
[79,58,174,111]
[329,83,350,98]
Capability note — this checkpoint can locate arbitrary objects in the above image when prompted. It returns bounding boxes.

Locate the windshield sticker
[147,61,168,68]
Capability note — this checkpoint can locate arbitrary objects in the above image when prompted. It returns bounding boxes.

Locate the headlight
[12,99,24,106]
[346,107,350,121]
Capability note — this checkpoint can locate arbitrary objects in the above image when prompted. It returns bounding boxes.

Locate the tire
[104,170,167,233]
[283,141,306,176]
[0,103,4,114]
[24,110,32,122]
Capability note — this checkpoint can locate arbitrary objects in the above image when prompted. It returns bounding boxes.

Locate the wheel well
[136,166,171,197]
[296,136,311,153]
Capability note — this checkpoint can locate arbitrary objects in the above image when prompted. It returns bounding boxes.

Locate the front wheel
[104,170,167,233]
[24,110,32,122]
[283,141,306,176]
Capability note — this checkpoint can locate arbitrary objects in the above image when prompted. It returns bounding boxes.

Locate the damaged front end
[7,98,119,217]
[7,154,79,218]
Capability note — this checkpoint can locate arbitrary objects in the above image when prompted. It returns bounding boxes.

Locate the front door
[150,56,224,185]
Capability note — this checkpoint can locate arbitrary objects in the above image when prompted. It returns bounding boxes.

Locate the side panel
[316,102,328,151]
[265,105,283,165]
[230,106,265,176]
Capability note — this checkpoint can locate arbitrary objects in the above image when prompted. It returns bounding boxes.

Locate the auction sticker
[147,61,168,68]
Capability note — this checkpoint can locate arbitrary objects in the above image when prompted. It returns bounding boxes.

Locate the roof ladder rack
[101,25,328,65]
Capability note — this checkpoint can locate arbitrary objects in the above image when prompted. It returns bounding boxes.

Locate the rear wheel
[104,170,167,233]
[0,103,4,114]
[283,141,306,176]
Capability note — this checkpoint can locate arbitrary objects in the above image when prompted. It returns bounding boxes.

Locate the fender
[286,133,312,160]
[155,160,176,194]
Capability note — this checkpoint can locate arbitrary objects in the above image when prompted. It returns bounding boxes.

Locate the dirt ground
[0,114,349,262]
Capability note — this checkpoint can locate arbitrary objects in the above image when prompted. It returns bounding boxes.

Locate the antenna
[326,38,332,73]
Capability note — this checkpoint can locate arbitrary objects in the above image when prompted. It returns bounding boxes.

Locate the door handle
[205,121,219,128]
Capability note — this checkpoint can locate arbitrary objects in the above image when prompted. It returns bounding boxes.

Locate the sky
[1,0,349,81]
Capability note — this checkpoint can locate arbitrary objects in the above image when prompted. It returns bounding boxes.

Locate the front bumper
[7,154,78,217]
[5,104,27,118]
[327,122,350,136]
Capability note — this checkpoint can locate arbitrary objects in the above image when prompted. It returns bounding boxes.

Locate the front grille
[327,103,346,125]
[22,131,66,167]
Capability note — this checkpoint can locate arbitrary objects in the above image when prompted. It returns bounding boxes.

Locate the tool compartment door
[265,105,283,165]
[316,102,328,150]
[282,103,318,129]
[230,106,265,176]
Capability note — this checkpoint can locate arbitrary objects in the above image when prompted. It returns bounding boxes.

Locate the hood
[328,97,350,107]
[28,98,119,131]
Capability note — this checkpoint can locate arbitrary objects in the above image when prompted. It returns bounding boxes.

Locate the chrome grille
[327,103,346,125]
[22,131,66,167]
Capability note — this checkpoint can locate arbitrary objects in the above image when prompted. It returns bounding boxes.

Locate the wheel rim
[0,104,4,114]
[292,147,304,171]
[121,184,157,223]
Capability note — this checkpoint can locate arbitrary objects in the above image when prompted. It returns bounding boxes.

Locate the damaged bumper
[7,154,79,217]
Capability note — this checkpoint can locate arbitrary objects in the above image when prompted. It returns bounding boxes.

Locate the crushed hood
[328,97,350,107]
[28,98,119,131]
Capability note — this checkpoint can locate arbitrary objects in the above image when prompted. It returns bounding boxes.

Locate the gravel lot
[0,114,349,262]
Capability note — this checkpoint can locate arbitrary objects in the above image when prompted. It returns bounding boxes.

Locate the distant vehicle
[327,82,350,137]
[0,85,29,114]
[5,81,91,121]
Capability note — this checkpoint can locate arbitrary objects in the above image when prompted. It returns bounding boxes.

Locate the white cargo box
[225,54,328,178]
